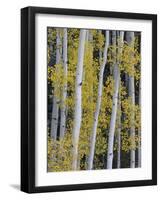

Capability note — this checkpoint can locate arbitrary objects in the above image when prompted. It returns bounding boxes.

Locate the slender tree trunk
[107,31,124,169]
[126,32,136,168]
[129,76,135,168]
[88,31,110,170]
[138,81,141,167]
[86,30,89,41]
[117,94,121,169]
[107,65,120,169]
[117,31,124,169]
[60,28,68,139]
[50,29,61,139]
[72,29,86,170]
[82,30,89,83]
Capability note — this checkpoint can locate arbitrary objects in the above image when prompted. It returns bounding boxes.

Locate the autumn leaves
[47,28,141,172]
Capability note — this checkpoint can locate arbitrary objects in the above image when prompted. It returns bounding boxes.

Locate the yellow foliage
[47,28,141,171]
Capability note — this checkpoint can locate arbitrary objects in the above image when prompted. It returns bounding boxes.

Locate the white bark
[72,29,87,170]
[117,31,124,169]
[107,64,120,169]
[126,32,135,168]
[117,94,121,169]
[107,31,124,169]
[88,31,93,42]
[138,81,141,167]
[88,31,110,170]
[86,30,89,41]
[60,28,68,139]
[50,29,61,139]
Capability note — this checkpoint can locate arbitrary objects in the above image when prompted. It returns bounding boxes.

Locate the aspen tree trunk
[88,31,110,170]
[107,31,124,169]
[72,29,86,170]
[89,31,93,41]
[110,31,113,76]
[60,28,68,139]
[50,29,61,139]
[126,32,135,168]
[138,81,141,167]
[86,30,89,41]
[117,31,124,169]
[117,94,121,168]
[82,30,89,83]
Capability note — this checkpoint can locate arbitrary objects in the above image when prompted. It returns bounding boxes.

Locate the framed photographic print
[21,6,157,193]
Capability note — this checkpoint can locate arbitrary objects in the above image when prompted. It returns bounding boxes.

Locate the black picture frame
[21,6,157,193]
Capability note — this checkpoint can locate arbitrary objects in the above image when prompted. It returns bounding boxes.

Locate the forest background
[47,28,141,172]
